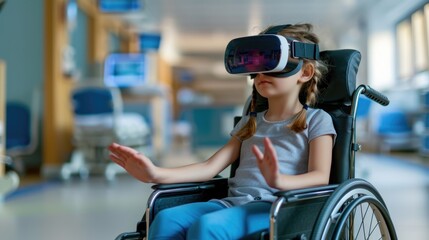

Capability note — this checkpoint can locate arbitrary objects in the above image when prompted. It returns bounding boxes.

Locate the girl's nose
[252,73,264,79]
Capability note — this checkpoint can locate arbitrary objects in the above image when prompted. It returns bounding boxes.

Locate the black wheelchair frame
[116,49,397,240]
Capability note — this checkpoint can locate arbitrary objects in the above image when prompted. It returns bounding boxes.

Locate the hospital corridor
[1,0,429,239]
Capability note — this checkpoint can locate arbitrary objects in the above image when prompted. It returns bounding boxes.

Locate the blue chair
[61,85,151,181]
[6,102,31,150]
[6,95,39,173]
[376,110,419,152]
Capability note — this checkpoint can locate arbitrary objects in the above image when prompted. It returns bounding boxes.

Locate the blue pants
[148,201,271,240]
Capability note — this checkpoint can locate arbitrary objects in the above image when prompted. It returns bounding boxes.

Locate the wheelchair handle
[360,84,389,106]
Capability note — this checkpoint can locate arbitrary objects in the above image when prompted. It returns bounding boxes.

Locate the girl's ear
[298,63,315,83]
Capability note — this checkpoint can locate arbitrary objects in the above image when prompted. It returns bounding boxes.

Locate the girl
[109,23,336,239]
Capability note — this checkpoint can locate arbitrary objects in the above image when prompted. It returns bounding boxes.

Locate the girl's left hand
[252,137,280,189]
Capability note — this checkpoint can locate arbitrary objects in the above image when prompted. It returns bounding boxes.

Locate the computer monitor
[140,33,162,51]
[98,0,141,13]
[103,53,147,88]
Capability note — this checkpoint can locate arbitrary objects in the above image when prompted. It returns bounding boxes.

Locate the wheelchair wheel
[332,195,394,239]
[312,178,397,240]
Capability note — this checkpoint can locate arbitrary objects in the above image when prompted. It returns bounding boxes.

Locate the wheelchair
[115,49,397,240]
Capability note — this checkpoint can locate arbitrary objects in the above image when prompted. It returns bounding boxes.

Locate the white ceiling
[119,0,376,72]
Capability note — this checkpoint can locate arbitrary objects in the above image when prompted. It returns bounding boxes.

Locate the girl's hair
[235,23,328,140]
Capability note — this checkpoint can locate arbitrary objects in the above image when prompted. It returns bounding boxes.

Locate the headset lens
[224,35,288,74]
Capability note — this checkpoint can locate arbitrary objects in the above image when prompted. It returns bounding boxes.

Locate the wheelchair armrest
[148,178,229,212]
[145,178,229,230]
[273,184,338,202]
[151,177,228,191]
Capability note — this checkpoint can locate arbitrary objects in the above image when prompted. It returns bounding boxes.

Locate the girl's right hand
[108,143,159,183]
[251,137,281,189]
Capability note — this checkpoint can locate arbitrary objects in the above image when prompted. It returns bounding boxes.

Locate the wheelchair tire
[311,178,397,240]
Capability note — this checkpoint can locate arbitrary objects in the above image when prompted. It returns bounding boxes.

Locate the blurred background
[0,0,428,239]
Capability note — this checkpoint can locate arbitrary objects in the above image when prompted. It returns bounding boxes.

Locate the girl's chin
[256,90,274,98]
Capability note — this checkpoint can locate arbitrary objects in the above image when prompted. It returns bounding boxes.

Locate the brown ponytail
[235,84,258,140]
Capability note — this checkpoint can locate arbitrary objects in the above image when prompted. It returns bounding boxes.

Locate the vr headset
[224,24,320,78]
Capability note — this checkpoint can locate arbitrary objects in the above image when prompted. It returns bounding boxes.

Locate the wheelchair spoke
[338,201,388,240]
[357,202,370,239]
[351,203,365,239]
[367,220,382,239]
[367,210,380,239]
[369,206,372,235]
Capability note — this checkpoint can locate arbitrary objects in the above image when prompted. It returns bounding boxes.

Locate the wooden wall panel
[43,0,74,170]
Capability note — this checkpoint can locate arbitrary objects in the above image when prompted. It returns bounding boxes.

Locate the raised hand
[108,143,159,183]
[251,137,280,189]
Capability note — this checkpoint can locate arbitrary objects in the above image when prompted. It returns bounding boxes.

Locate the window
[397,20,413,79]
[412,10,427,71]
[396,3,429,81]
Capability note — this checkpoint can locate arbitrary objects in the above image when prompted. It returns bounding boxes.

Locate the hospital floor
[1,147,429,240]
